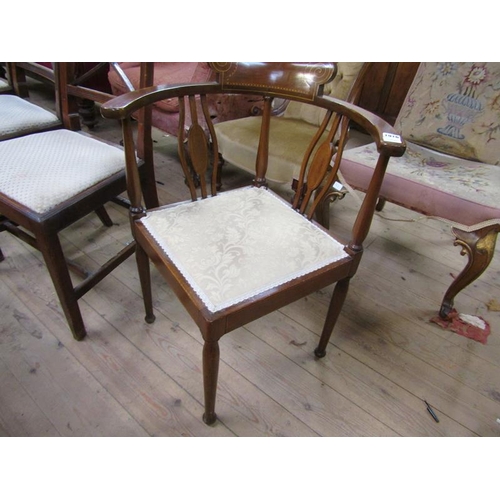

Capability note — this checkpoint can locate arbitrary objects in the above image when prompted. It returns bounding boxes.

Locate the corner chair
[101,61,406,424]
[339,62,500,319]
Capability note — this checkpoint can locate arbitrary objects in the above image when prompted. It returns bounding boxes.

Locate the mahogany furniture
[0,62,158,340]
[339,62,500,318]
[101,62,406,424]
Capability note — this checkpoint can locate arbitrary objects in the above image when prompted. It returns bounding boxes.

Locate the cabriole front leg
[440,225,500,318]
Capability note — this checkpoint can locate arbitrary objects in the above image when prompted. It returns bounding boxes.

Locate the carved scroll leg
[440,225,500,318]
[202,339,220,425]
[135,243,155,324]
[314,277,351,358]
[313,183,347,230]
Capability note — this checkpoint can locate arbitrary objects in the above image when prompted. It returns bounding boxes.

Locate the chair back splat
[101,62,406,425]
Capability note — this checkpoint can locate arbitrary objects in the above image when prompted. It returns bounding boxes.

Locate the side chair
[101,62,406,424]
[0,62,158,340]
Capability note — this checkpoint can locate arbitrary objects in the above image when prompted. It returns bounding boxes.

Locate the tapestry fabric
[141,187,348,313]
[0,129,125,213]
[0,95,60,140]
[395,62,500,165]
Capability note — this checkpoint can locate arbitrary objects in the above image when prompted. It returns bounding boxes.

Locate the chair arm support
[318,95,407,158]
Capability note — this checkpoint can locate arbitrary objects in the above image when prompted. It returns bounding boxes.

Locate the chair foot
[145,313,156,324]
[202,412,217,425]
[314,347,326,358]
[0,247,4,262]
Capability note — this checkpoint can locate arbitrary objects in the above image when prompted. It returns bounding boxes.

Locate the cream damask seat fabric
[0,94,61,141]
[214,62,365,184]
[142,186,347,313]
[0,129,126,214]
[339,62,500,319]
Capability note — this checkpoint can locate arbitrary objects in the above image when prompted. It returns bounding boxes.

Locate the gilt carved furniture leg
[440,224,500,318]
[313,184,347,229]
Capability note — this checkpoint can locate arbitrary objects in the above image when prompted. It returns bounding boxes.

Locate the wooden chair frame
[0,62,158,340]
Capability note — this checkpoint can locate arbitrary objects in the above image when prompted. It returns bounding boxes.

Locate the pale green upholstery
[214,62,365,183]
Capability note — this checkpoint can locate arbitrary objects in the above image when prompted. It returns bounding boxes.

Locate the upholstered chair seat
[341,141,500,226]
[0,78,10,91]
[214,62,365,184]
[140,186,347,313]
[0,94,61,140]
[0,129,125,214]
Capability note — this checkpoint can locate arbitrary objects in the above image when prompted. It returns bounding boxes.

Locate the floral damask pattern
[395,62,500,165]
[141,187,347,312]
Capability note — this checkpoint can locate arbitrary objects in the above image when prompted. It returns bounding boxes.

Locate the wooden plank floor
[1,81,499,436]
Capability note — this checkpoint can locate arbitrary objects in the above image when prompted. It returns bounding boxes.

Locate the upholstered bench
[339,62,500,320]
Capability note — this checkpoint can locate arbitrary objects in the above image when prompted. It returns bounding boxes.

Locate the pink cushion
[108,62,213,113]
[340,141,500,226]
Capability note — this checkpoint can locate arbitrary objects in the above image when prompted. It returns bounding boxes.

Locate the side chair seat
[0,94,61,140]
[140,186,348,313]
[0,78,10,92]
[0,129,126,215]
[215,116,328,184]
[341,141,500,226]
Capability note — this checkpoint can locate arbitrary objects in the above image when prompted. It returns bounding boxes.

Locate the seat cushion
[0,129,126,214]
[0,95,60,140]
[340,141,500,226]
[395,62,500,165]
[141,187,348,312]
[215,116,328,183]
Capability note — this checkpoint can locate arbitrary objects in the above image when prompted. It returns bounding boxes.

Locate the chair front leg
[440,225,500,318]
[314,277,351,358]
[202,339,220,425]
[36,229,86,341]
[135,242,155,324]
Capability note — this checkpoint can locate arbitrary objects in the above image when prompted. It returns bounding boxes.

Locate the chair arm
[318,95,406,158]
[100,81,220,120]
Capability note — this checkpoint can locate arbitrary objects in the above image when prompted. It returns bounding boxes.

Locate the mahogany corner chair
[0,62,158,340]
[101,62,406,425]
